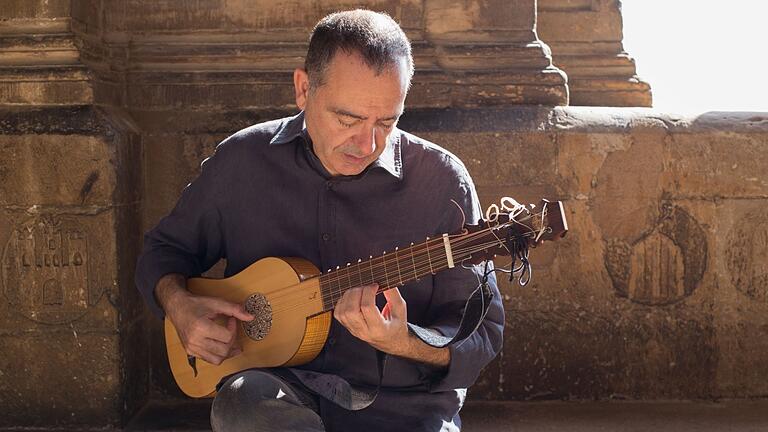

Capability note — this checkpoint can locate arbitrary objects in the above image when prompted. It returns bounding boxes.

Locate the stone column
[0,0,145,427]
[537,0,652,106]
[417,0,569,107]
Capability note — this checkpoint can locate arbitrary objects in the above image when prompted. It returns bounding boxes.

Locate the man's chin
[334,158,370,176]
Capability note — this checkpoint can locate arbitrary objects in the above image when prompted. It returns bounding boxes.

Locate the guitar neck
[317,232,490,312]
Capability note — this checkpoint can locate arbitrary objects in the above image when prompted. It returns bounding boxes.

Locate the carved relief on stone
[1,215,97,324]
[605,203,707,305]
[726,210,768,302]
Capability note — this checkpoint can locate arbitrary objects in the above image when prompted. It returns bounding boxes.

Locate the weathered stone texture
[69,0,566,110]
[538,0,652,106]
[0,107,145,427]
[405,108,768,400]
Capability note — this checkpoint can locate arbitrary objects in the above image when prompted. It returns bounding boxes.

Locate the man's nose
[354,125,378,156]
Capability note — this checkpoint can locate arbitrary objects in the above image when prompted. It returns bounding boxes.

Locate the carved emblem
[242,293,273,340]
[725,210,768,302]
[2,216,92,324]
[605,203,707,305]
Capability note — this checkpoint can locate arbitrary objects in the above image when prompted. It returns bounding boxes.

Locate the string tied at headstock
[463,197,567,286]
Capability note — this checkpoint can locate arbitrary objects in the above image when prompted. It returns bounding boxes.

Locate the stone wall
[1,0,765,429]
[402,108,767,400]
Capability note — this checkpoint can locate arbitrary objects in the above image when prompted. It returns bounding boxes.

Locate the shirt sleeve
[419,169,505,392]
[134,142,229,318]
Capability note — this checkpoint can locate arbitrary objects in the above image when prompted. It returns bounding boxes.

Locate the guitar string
[251,222,534,308]
[260,238,490,314]
[243,210,544,310]
[267,244,482,316]
[265,233,539,316]
[244,226,494,305]
[264,208,542,301]
[322,234,533,297]
[268,238,530,317]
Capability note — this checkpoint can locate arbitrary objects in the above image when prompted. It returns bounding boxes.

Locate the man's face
[294,51,409,176]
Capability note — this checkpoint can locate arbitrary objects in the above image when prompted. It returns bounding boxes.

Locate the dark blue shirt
[135,112,504,430]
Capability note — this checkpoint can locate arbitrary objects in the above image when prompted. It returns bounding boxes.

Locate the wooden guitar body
[164,257,332,398]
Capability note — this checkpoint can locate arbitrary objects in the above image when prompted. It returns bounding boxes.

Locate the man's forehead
[323,50,411,85]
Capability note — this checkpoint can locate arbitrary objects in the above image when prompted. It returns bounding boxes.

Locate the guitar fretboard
[317,231,492,311]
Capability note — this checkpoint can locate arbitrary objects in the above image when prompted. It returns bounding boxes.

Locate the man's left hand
[334,284,412,356]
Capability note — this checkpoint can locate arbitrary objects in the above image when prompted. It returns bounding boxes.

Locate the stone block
[3,0,71,20]
[0,106,146,427]
[0,134,114,207]
[0,333,120,427]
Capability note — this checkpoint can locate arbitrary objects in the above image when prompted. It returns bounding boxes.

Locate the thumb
[207,297,256,322]
[382,287,406,320]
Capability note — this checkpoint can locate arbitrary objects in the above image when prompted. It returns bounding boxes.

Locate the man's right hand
[156,274,255,365]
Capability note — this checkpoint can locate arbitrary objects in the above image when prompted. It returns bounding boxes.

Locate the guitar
[165,198,568,397]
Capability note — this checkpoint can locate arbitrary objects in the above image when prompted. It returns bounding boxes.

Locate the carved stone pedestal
[538,0,652,106]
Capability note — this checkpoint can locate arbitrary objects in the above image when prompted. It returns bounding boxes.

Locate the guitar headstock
[464,198,568,264]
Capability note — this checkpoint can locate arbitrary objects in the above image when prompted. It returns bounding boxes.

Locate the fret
[410,242,418,281]
[369,255,375,287]
[394,247,404,286]
[425,237,434,274]
[382,252,390,289]
[345,263,352,292]
[334,265,341,303]
[357,259,364,286]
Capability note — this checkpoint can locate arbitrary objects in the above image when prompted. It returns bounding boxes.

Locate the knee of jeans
[214,370,281,410]
[211,371,324,432]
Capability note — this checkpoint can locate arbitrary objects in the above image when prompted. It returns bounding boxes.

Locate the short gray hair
[304,9,414,89]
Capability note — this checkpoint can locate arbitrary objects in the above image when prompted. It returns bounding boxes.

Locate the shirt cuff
[135,252,199,319]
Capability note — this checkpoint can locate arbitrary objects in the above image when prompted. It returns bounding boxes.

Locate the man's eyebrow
[331,108,401,122]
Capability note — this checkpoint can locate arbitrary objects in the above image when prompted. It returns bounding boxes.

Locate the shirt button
[326,181,335,190]
[322,233,331,241]
[327,337,336,346]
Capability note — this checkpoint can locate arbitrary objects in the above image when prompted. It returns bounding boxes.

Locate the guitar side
[164,257,331,398]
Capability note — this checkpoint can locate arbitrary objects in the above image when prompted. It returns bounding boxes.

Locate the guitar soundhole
[242,293,273,341]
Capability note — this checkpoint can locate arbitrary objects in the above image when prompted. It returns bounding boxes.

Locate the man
[135,9,504,432]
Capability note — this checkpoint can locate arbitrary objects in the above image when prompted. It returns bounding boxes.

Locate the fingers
[175,296,246,365]
[334,284,379,336]
[382,287,407,321]
[186,317,241,365]
[187,337,239,365]
[359,284,382,325]
[206,297,256,322]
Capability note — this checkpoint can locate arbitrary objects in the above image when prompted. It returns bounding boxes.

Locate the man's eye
[379,122,394,130]
[338,119,355,128]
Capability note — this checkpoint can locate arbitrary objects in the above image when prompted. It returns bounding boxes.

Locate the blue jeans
[211,369,325,432]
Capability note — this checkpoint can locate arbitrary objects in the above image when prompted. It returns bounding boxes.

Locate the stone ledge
[0,106,107,135]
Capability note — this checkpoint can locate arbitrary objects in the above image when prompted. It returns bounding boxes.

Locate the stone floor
[122,399,768,432]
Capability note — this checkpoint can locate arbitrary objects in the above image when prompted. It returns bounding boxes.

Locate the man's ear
[294,68,310,110]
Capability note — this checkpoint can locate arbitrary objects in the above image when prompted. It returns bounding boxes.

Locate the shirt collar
[270,111,403,180]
